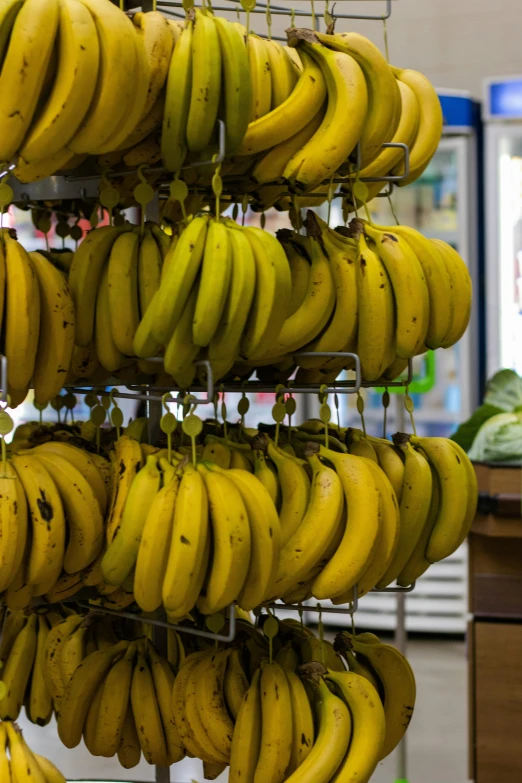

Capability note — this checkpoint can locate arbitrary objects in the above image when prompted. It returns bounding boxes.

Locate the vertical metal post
[154,623,171,783]
[394,395,409,783]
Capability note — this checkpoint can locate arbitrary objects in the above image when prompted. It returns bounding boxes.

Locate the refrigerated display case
[484,76,522,378]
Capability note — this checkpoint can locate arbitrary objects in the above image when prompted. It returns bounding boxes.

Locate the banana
[102,455,161,586]
[152,215,209,344]
[262,233,335,360]
[267,443,311,548]
[44,571,83,603]
[186,9,221,152]
[0,0,59,161]
[196,649,234,760]
[283,676,351,783]
[231,449,253,472]
[0,462,26,592]
[430,238,472,347]
[184,652,228,764]
[59,619,91,689]
[173,652,210,758]
[280,237,311,319]
[357,78,420,179]
[316,31,399,166]
[285,670,314,775]
[33,452,104,574]
[410,435,470,562]
[370,441,405,502]
[138,228,162,318]
[448,438,478,541]
[229,668,262,783]
[348,432,378,462]
[134,465,179,612]
[224,648,249,719]
[247,33,271,122]
[6,723,45,783]
[117,90,164,152]
[353,457,400,598]
[131,11,173,123]
[392,65,443,186]
[208,225,256,368]
[106,435,143,544]
[343,649,382,695]
[118,702,142,769]
[67,0,139,154]
[326,669,386,782]
[161,17,192,172]
[148,643,185,763]
[19,0,99,162]
[11,454,65,591]
[0,0,24,68]
[239,225,291,360]
[83,668,106,754]
[0,722,9,782]
[272,452,344,598]
[210,466,280,611]
[300,637,346,672]
[69,223,132,347]
[33,754,67,783]
[4,236,40,391]
[0,613,38,719]
[254,450,281,508]
[203,761,227,780]
[193,218,232,347]
[28,253,75,405]
[197,464,251,614]
[130,648,169,765]
[202,438,232,469]
[107,228,140,356]
[254,662,293,783]
[68,340,101,381]
[355,231,395,381]
[377,439,433,588]
[363,222,430,358]
[162,463,209,616]
[346,635,416,759]
[43,614,83,710]
[0,611,27,664]
[214,15,251,153]
[151,221,172,260]
[94,643,136,758]
[298,219,359,365]
[95,262,127,373]
[58,640,129,748]
[283,37,367,191]
[239,49,325,156]
[313,448,379,599]
[267,38,299,108]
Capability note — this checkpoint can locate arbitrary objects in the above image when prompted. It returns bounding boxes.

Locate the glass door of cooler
[484,123,522,377]
[328,135,479,440]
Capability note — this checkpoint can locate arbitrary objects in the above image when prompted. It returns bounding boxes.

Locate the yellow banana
[272,452,344,598]
[134,466,179,612]
[138,228,162,318]
[196,649,234,761]
[343,648,381,695]
[313,448,379,599]
[0,0,59,161]
[59,619,90,687]
[247,33,271,122]
[187,9,221,151]
[32,754,66,783]
[0,0,24,68]
[19,0,99,162]
[284,38,368,191]
[316,31,399,166]
[224,648,249,719]
[0,613,38,720]
[118,702,142,769]
[130,648,169,765]
[148,643,185,763]
[254,662,293,783]
[105,435,143,544]
[229,668,262,783]
[214,15,251,153]
[102,455,161,586]
[371,440,405,503]
[430,238,472,347]
[43,614,83,710]
[0,461,26,592]
[193,218,232,347]
[107,228,140,356]
[58,640,129,748]
[33,452,104,574]
[377,439,432,588]
[132,10,173,123]
[355,231,395,381]
[0,611,27,665]
[266,38,298,108]
[285,670,314,775]
[6,723,45,783]
[173,652,211,759]
[162,463,209,616]
[11,454,65,591]
[161,17,192,172]
[69,223,132,347]
[29,252,75,406]
[94,643,136,758]
[67,0,139,154]
[254,450,281,508]
[83,667,106,754]
[197,464,251,614]
[267,443,311,548]
[326,669,386,782]
[4,236,40,391]
[94,262,127,373]
[184,652,228,764]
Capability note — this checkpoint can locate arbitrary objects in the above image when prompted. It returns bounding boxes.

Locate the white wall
[263,0,522,98]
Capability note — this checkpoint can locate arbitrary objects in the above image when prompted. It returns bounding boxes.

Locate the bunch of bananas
[0,230,75,407]
[0,439,111,609]
[2,0,441,204]
[0,720,66,783]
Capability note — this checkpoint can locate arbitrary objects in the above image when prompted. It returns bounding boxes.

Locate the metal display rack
[0,1,420,780]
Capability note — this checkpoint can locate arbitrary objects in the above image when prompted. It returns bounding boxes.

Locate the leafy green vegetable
[484,369,522,411]
[451,403,503,451]
[467,412,522,464]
